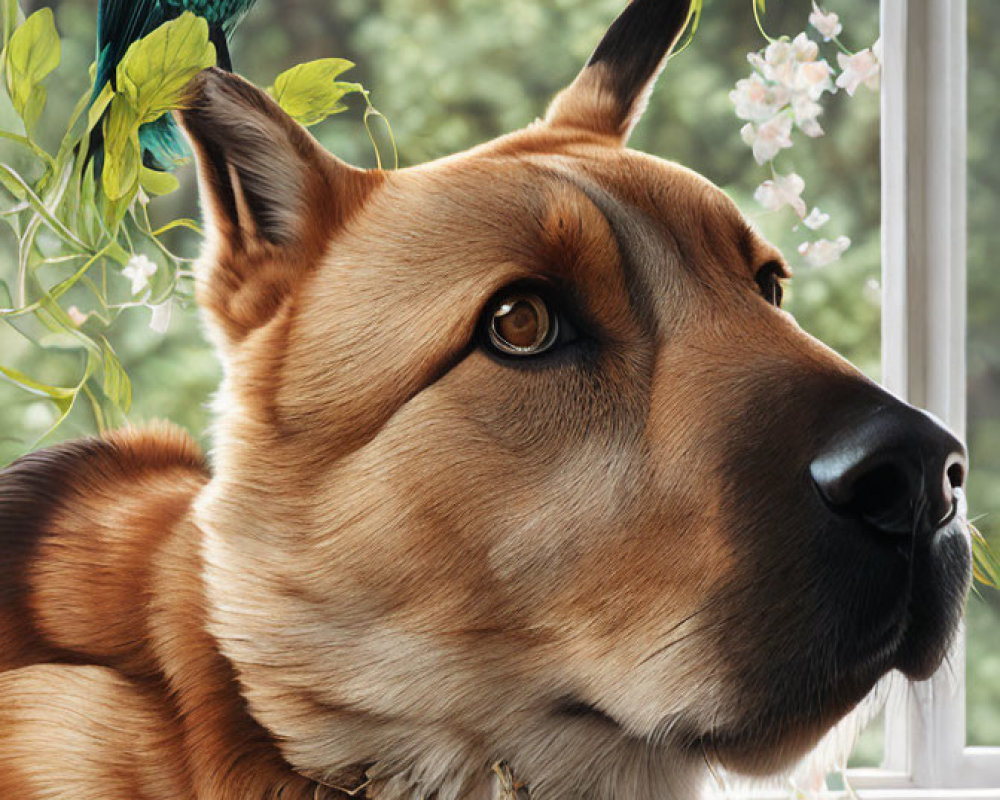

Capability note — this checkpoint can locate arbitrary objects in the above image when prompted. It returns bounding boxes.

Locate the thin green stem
[830,34,854,56]
[752,0,775,43]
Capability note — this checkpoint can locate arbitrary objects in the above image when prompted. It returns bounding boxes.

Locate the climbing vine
[0,0,386,445]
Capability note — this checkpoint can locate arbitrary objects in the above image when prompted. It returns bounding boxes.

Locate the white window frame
[844,0,999,796]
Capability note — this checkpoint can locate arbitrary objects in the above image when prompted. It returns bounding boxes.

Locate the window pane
[966,0,1000,748]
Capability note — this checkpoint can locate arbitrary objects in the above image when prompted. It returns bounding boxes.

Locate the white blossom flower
[798,235,851,267]
[754,172,807,218]
[790,31,820,60]
[122,254,157,295]
[803,207,830,230]
[149,300,172,334]
[792,95,825,137]
[741,114,794,164]
[739,31,833,145]
[730,73,790,122]
[809,4,843,41]
[836,48,881,96]
[749,34,819,89]
[796,59,835,99]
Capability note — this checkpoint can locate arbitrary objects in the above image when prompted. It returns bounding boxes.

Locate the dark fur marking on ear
[191,124,240,237]
[180,68,315,246]
[587,0,692,113]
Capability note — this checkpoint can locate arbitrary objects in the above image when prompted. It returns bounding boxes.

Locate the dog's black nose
[810,404,967,536]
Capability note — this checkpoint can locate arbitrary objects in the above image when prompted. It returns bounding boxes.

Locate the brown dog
[0,1,972,798]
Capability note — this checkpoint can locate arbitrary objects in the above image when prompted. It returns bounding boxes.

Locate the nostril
[809,403,968,539]
[946,460,965,490]
[830,459,922,535]
[849,461,912,524]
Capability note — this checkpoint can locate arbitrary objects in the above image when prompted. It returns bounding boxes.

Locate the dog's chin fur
[198,511,706,800]
[288,713,704,800]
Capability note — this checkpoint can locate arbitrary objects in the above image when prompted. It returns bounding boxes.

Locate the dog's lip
[841,526,964,682]
[890,517,972,679]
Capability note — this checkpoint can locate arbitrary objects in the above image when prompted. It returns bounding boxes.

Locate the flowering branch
[731,2,881,268]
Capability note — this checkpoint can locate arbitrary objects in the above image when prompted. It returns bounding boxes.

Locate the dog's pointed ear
[177,68,380,337]
[546,0,693,142]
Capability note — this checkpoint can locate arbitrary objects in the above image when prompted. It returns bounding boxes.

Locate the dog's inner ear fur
[546,0,693,142]
[180,67,378,249]
[177,68,378,336]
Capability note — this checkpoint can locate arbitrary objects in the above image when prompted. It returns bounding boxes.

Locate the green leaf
[268,58,362,126]
[101,184,134,230]
[0,242,117,319]
[3,7,60,134]
[2,0,20,52]
[101,93,141,201]
[0,364,76,401]
[0,127,55,168]
[100,337,131,414]
[115,11,216,126]
[0,163,88,249]
[87,80,114,132]
[139,165,179,196]
[26,351,99,450]
[972,523,1000,590]
[0,157,26,200]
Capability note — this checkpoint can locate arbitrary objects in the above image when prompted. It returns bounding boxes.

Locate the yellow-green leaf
[972,523,1000,590]
[115,11,215,126]
[88,80,114,132]
[101,183,133,229]
[139,165,179,196]
[268,58,362,127]
[100,338,132,414]
[0,364,75,401]
[3,8,60,134]
[102,93,141,200]
[2,0,21,51]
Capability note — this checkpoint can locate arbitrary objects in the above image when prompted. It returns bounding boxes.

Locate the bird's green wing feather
[93,0,167,99]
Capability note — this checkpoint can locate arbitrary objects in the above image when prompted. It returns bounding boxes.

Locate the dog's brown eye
[755,262,785,307]
[489,293,558,355]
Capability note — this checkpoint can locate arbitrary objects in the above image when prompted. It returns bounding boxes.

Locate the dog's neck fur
[0,400,708,797]
[194,475,707,800]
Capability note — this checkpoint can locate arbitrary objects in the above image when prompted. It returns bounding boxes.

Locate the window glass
[966,0,1000,748]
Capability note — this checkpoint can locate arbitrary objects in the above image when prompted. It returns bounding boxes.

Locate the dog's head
[179,2,972,796]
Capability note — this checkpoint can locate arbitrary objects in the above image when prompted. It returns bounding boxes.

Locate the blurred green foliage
[965,0,1000,750]
[0,0,995,758]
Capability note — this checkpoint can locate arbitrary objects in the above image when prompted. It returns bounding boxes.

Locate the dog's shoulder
[0,424,209,670]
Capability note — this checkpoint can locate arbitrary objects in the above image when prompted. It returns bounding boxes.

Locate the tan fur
[0,9,964,798]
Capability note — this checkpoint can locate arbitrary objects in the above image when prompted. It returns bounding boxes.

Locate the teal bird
[88,0,257,173]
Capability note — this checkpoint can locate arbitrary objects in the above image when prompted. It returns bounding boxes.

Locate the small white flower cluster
[121,253,171,334]
[730,2,881,268]
[122,253,157,295]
